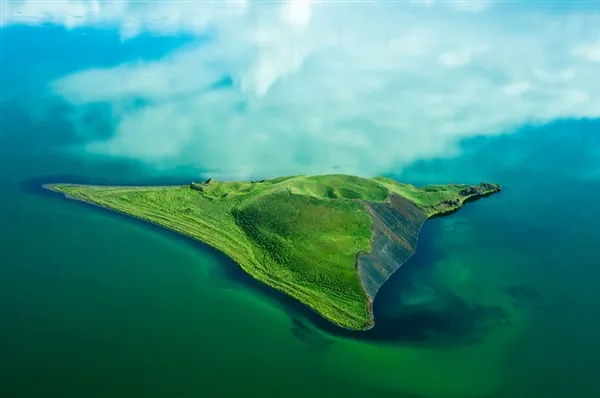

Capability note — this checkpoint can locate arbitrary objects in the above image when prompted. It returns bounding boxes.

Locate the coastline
[41,183,374,334]
[358,185,502,329]
[358,216,428,331]
[41,181,502,336]
[428,185,502,219]
[43,183,183,190]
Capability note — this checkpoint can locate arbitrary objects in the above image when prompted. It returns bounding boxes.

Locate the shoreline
[40,180,502,340]
[45,183,399,332]
[43,183,184,191]
[358,217,428,331]
[42,183,373,335]
[358,185,502,329]
[356,194,426,331]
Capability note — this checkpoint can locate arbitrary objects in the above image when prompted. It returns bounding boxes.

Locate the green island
[45,175,501,331]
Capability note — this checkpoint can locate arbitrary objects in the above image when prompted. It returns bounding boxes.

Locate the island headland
[44,175,501,331]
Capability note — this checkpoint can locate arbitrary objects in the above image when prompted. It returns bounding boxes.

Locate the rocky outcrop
[357,182,501,304]
[459,182,501,198]
[426,182,501,216]
[190,182,204,192]
[357,194,427,300]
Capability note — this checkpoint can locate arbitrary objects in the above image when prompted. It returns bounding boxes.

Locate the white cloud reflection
[3,0,600,178]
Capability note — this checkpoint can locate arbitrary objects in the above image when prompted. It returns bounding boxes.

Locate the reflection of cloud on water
[4,1,600,178]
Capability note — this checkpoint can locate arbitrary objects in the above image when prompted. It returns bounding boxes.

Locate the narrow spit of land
[45,174,501,330]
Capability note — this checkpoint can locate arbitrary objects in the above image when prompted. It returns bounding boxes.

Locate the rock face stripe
[357,194,428,300]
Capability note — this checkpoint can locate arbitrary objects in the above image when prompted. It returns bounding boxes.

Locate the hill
[46,175,501,330]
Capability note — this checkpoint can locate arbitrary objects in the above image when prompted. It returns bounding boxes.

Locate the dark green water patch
[503,285,547,310]
[373,295,510,346]
[289,318,334,352]
[369,218,511,347]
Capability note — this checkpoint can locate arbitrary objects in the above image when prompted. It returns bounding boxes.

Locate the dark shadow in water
[503,285,548,311]
[23,175,510,349]
[289,317,334,353]
[365,216,511,347]
[376,297,510,346]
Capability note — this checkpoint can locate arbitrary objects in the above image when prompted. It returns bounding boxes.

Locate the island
[45,175,501,331]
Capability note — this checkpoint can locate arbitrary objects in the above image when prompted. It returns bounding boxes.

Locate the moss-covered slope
[46,175,500,330]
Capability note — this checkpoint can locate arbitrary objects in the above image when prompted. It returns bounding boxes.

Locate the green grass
[286,174,389,201]
[48,174,500,330]
[373,177,501,217]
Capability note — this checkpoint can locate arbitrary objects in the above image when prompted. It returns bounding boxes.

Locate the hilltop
[46,175,501,330]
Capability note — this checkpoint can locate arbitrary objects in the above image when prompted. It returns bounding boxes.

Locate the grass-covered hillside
[47,175,500,330]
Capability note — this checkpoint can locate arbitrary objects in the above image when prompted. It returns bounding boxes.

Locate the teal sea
[2,26,600,398]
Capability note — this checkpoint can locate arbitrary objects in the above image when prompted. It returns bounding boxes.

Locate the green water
[2,119,600,397]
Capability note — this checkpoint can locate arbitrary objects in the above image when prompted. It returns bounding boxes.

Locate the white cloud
[439,46,488,68]
[573,40,600,62]
[450,0,491,13]
[0,0,247,37]
[280,0,312,30]
[534,68,575,83]
[409,0,490,13]
[439,51,472,67]
[3,1,600,178]
[503,82,532,97]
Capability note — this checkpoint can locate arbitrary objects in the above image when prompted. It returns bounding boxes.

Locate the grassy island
[46,175,501,330]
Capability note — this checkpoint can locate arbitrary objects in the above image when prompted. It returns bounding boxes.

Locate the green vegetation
[374,177,501,217]
[47,175,500,330]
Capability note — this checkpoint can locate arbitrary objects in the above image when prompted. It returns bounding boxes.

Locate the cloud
[409,0,491,13]
[1,0,248,37]
[450,0,491,13]
[3,1,600,178]
[503,82,533,97]
[573,40,600,62]
[439,50,472,68]
[280,0,312,30]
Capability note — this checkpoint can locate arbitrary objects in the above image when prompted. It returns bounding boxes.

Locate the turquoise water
[2,26,600,398]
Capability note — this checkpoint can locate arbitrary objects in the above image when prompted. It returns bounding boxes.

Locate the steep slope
[357,194,428,300]
[45,175,500,330]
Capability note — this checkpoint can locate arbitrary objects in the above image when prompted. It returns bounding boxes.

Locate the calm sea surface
[1,26,600,398]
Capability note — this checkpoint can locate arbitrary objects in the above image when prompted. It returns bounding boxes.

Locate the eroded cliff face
[357,183,501,311]
[357,194,427,300]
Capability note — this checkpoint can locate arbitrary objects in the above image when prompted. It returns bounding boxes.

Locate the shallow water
[2,26,600,398]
